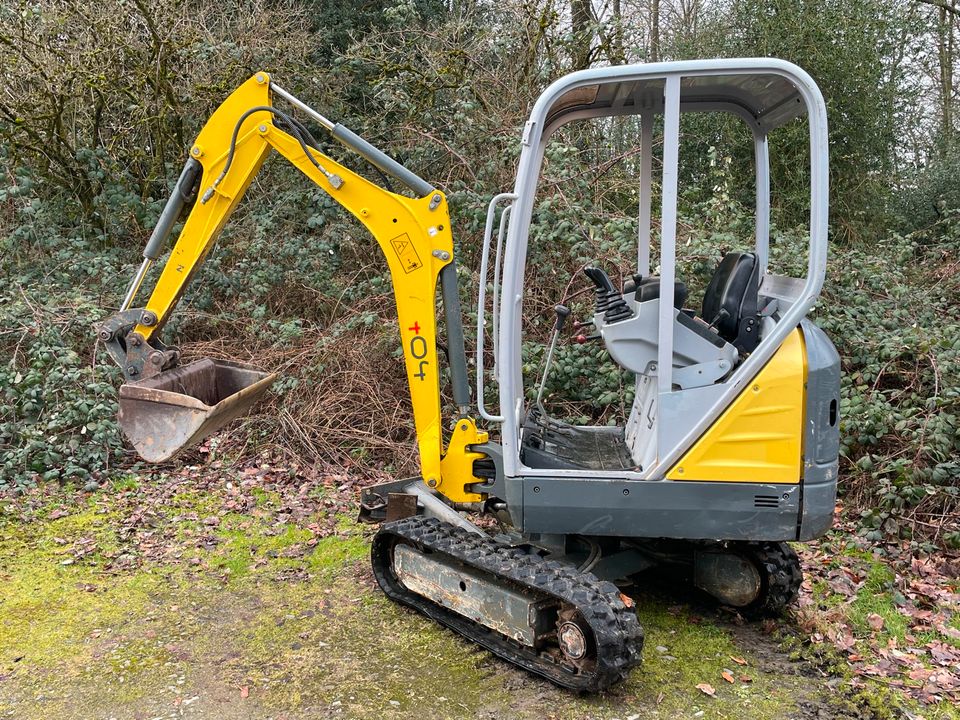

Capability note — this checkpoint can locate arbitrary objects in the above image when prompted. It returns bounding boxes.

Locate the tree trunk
[650,0,661,62]
[939,4,955,151]
[950,2,956,146]
[609,0,626,64]
[570,0,594,70]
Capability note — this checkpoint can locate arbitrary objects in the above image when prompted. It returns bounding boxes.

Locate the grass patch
[0,484,895,720]
[305,530,368,575]
[110,474,140,493]
[846,557,910,641]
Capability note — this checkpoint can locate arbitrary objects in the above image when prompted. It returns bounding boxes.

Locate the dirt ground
[0,463,956,720]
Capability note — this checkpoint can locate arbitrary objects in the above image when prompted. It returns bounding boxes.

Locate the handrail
[477,192,517,423]
[491,204,512,380]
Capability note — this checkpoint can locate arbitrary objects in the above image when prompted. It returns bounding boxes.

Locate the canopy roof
[545,72,805,134]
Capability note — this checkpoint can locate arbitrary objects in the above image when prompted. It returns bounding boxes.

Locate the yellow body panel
[666,328,807,484]
[135,73,485,498]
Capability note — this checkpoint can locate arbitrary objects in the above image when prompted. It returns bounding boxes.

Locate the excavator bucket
[117,358,276,462]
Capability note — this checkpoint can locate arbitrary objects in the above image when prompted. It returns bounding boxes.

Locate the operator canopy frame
[477,58,829,481]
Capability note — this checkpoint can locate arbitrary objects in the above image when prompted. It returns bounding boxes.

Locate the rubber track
[739,541,803,618]
[371,517,644,692]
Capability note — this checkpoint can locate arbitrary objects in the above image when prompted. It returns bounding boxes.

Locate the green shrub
[817,221,960,543]
[892,150,960,233]
[0,289,124,488]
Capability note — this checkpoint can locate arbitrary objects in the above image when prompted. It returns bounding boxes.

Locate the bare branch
[919,0,960,17]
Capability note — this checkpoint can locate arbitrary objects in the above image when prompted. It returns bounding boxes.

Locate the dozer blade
[118,358,276,462]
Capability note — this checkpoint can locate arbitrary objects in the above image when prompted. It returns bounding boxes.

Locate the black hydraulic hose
[577,537,602,573]
[285,113,395,194]
[203,105,340,203]
[373,165,396,194]
[285,115,319,149]
[213,106,395,198]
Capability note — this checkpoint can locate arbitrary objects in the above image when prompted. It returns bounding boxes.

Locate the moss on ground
[800,545,960,720]
[0,497,171,713]
[618,604,808,719]
[0,485,908,719]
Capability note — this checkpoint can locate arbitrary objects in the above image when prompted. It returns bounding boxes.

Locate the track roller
[371,516,644,692]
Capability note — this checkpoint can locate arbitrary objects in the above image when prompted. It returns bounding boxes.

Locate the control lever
[707,307,731,331]
[574,319,599,344]
[535,305,571,421]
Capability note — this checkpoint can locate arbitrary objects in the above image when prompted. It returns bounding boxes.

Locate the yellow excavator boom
[99,72,485,502]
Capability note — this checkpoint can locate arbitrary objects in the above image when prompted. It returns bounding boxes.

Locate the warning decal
[389,233,423,274]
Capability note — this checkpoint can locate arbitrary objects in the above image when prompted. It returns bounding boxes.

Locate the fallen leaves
[55,460,373,574]
[795,535,960,707]
[695,667,751,696]
[695,682,716,697]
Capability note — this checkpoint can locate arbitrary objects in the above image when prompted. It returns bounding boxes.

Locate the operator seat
[629,275,689,309]
[701,251,761,353]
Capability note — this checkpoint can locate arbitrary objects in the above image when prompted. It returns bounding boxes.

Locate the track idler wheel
[371,516,644,692]
[694,541,802,617]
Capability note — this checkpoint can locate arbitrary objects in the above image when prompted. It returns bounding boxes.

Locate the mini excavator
[98,59,840,691]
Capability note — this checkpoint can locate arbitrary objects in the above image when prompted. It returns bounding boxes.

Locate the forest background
[2,1,960,716]
[3,0,958,546]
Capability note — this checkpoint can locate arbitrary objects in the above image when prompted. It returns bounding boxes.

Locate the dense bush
[820,218,960,546]
[0,173,128,488]
[892,150,960,233]
[0,290,123,488]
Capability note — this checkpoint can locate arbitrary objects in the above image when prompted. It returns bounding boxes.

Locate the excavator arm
[98,72,485,501]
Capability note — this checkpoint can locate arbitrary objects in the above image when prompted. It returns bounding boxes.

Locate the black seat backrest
[701,252,760,352]
[634,276,689,310]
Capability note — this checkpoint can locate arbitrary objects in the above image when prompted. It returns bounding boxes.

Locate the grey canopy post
[656,76,681,404]
[638,110,655,277]
[754,132,771,275]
